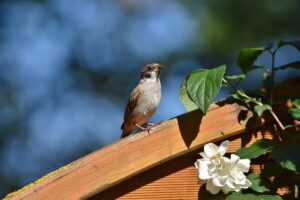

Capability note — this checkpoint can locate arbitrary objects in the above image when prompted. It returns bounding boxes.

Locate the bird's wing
[122,84,143,127]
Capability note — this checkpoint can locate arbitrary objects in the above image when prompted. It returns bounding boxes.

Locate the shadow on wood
[198,184,226,200]
[177,109,203,148]
[5,102,251,200]
[91,149,201,200]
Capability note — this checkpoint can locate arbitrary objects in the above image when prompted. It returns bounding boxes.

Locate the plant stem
[269,109,285,132]
[267,50,286,135]
[237,89,263,105]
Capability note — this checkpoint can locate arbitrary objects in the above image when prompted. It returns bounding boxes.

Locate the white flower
[195,140,229,180]
[195,140,251,194]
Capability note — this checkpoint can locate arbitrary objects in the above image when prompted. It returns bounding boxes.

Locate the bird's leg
[135,124,149,134]
[135,124,151,135]
[146,121,163,128]
[135,123,146,130]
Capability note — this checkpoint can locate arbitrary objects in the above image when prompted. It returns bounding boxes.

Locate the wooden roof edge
[5,102,254,200]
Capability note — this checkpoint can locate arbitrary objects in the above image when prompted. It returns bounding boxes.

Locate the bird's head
[140,63,164,81]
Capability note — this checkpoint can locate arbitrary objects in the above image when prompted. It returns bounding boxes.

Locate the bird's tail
[121,129,131,139]
[120,122,129,138]
[120,131,127,139]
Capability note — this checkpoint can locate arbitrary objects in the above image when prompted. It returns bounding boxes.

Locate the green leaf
[226,193,282,200]
[179,74,199,111]
[289,99,300,119]
[225,74,246,80]
[254,104,272,117]
[186,65,226,113]
[276,60,300,70]
[288,108,300,120]
[273,143,300,172]
[244,66,265,73]
[278,40,300,52]
[230,93,242,100]
[236,139,278,159]
[237,47,266,73]
[292,98,300,109]
[247,173,270,193]
[229,93,246,104]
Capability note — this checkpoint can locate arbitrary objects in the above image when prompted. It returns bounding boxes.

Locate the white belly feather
[134,79,161,116]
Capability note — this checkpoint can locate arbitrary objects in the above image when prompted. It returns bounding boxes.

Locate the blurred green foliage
[199,0,300,55]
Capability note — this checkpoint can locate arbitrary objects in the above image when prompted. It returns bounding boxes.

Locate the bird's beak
[157,64,164,71]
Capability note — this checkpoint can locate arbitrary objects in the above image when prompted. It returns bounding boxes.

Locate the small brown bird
[121,63,163,138]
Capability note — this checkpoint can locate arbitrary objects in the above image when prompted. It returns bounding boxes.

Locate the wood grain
[93,129,273,199]
[5,103,252,200]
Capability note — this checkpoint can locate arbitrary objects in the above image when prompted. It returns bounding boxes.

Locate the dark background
[0,0,300,198]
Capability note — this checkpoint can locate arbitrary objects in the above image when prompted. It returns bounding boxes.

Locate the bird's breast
[135,80,161,116]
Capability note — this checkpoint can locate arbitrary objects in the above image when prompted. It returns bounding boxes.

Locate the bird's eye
[147,66,153,70]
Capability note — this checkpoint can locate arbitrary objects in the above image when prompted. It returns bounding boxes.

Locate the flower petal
[236,158,251,172]
[225,178,235,189]
[221,156,231,164]
[206,180,221,194]
[194,160,200,169]
[241,179,252,189]
[198,160,212,180]
[204,143,219,158]
[199,152,209,160]
[233,171,247,184]
[219,140,229,156]
[212,176,227,187]
[233,185,242,192]
[221,184,232,194]
[230,154,240,164]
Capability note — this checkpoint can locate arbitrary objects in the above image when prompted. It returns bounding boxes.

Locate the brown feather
[121,84,143,137]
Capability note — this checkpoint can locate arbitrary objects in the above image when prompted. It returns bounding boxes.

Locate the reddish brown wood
[93,131,273,200]
[5,103,252,200]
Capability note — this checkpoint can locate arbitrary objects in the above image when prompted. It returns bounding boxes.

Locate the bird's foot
[146,122,163,132]
[135,124,153,135]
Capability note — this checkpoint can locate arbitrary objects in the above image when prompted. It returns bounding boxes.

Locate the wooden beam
[95,129,273,200]
[5,103,253,200]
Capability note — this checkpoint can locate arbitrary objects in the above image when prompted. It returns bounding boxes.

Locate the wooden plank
[93,128,273,199]
[98,152,201,200]
[5,103,253,200]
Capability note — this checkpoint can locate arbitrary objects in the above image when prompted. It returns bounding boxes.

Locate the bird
[121,63,163,138]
